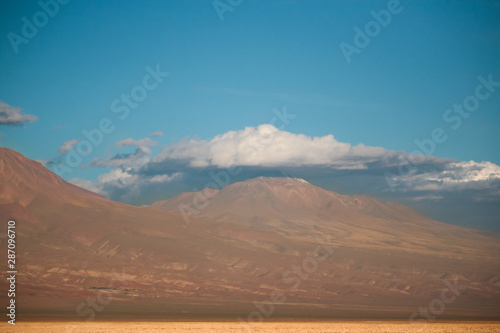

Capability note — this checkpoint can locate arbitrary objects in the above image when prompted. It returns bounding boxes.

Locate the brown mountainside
[1,148,499,320]
[151,177,497,258]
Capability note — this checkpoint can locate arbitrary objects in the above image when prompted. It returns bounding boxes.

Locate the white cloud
[58,139,79,154]
[97,168,136,189]
[404,160,500,192]
[439,161,500,183]
[149,124,500,195]
[154,124,397,169]
[116,137,158,148]
[71,125,500,207]
[412,195,444,202]
[70,169,181,201]
[0,100,38,126]
[98,168,181,188]
[98,168,181,201]
[35,159,48,166]
[69,178,106,195]
[73,135,181,202]
[149,174,178,183]
[91,147,151,168]
[91,136,160,168]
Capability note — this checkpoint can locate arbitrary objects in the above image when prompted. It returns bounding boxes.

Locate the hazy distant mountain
[151,176,498,258]
[1,148,499,320]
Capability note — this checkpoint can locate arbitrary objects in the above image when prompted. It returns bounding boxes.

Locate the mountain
[1,148,500,320]
[151,177,497,257]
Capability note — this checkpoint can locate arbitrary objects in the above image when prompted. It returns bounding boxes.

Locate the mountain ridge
[150,176,428,224]
[149,175,493,258]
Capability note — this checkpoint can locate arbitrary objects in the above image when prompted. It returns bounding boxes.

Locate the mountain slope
[1,148,500,320]
[0,149,307,317]
[151,177,499,258]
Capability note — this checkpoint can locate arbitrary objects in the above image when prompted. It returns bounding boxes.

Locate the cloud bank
[65,124,500,229]
[152,124,397,169]
[58,139,79,154]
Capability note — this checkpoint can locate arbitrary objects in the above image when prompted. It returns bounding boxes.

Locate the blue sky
[1,0,499,231]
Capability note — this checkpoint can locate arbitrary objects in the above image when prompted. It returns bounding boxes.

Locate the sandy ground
[1,321,500,332]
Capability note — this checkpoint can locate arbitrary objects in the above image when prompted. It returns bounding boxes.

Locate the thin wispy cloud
[52,124,68,130]
[148,131,164,137]
[89,136,159,168]
[70,135,181,202]
[116,137,158,149]
[58,139,79,154]
[91,147,151,168]
[0,100,38,126]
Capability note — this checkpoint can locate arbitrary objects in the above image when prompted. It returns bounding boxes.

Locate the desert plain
[1,321,500,333]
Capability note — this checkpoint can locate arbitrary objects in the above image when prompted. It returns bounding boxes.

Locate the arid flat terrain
[1,321,500,332]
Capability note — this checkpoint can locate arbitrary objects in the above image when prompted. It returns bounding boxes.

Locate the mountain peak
[239,176,311,187]
[152,175,432,232]
[254,176,309,183]
[222,177,316,198]
[1,148,60,188]
[0,148,104,207]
